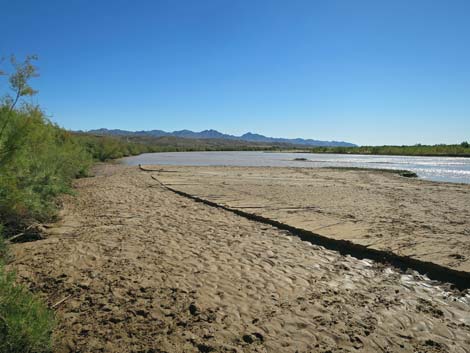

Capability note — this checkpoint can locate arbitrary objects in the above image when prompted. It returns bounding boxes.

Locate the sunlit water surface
[122,151,470,184]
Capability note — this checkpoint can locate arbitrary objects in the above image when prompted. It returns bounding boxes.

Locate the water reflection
[122,151,470,184]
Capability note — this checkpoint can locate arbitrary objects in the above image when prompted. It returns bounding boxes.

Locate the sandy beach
[9,164,470,352]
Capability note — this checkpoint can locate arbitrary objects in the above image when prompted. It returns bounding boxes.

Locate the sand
[9,164,470,352]
[153,165,470,273]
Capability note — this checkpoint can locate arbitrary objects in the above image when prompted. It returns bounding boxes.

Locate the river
[122,151,470,184]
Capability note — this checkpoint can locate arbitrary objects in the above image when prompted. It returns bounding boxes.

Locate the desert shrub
[0,222,54,353]
[0,262,55,353]
[0,56,93,230]
[0,105,92,230]
[75,134,133,161]
[0,56,78,351]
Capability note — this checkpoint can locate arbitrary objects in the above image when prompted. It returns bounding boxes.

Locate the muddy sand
[154,165,470,273]
[10,164,470,352]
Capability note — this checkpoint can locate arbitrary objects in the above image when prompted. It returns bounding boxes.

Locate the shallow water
[122,151,470,184]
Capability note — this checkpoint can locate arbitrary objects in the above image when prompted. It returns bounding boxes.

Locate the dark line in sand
[141,167,470,291]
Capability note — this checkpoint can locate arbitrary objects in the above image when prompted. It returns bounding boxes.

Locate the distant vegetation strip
[73,132,298,161]
[308,144,470,157]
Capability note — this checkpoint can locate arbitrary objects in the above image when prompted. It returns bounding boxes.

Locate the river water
[122,151,470,184]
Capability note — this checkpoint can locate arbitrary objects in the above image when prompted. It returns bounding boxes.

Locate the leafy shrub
[1,223,54,353]
[0,55,73,353]
[0,105,92,230]
[0,263,55,353]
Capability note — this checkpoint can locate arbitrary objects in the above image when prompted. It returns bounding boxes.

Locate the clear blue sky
[1,0,469,145]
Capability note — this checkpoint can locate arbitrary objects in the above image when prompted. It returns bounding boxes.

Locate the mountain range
[85,128,356,147]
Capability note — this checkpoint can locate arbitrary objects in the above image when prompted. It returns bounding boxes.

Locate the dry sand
[154,165,470,273]
[9,164,470,353]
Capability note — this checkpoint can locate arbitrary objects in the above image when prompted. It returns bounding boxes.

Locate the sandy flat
[9,165,470,352]
[153,165,470,273]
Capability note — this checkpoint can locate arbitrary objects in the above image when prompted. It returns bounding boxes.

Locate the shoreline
[149,169,469,290]
[153,164,470,274]
[122,151,470,185]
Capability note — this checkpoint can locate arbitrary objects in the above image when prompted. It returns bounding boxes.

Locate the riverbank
[306,143,470,158]
[8,164,470,352]
[153,165,470,274]
[122,151,470,184]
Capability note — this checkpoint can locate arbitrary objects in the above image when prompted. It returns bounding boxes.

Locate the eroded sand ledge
[153,165,470,274]
[10,165,470,352]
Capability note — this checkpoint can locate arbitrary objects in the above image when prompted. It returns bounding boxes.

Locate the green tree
[0,55,39,161]
[0,56,91,230]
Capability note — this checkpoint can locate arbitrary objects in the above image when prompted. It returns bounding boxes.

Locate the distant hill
[85,128,356,147]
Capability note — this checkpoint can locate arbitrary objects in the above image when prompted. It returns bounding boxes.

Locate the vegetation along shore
[307,143,470,157]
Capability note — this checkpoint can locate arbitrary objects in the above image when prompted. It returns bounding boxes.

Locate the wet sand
[154,165,470,273]
[9,164,470,352]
